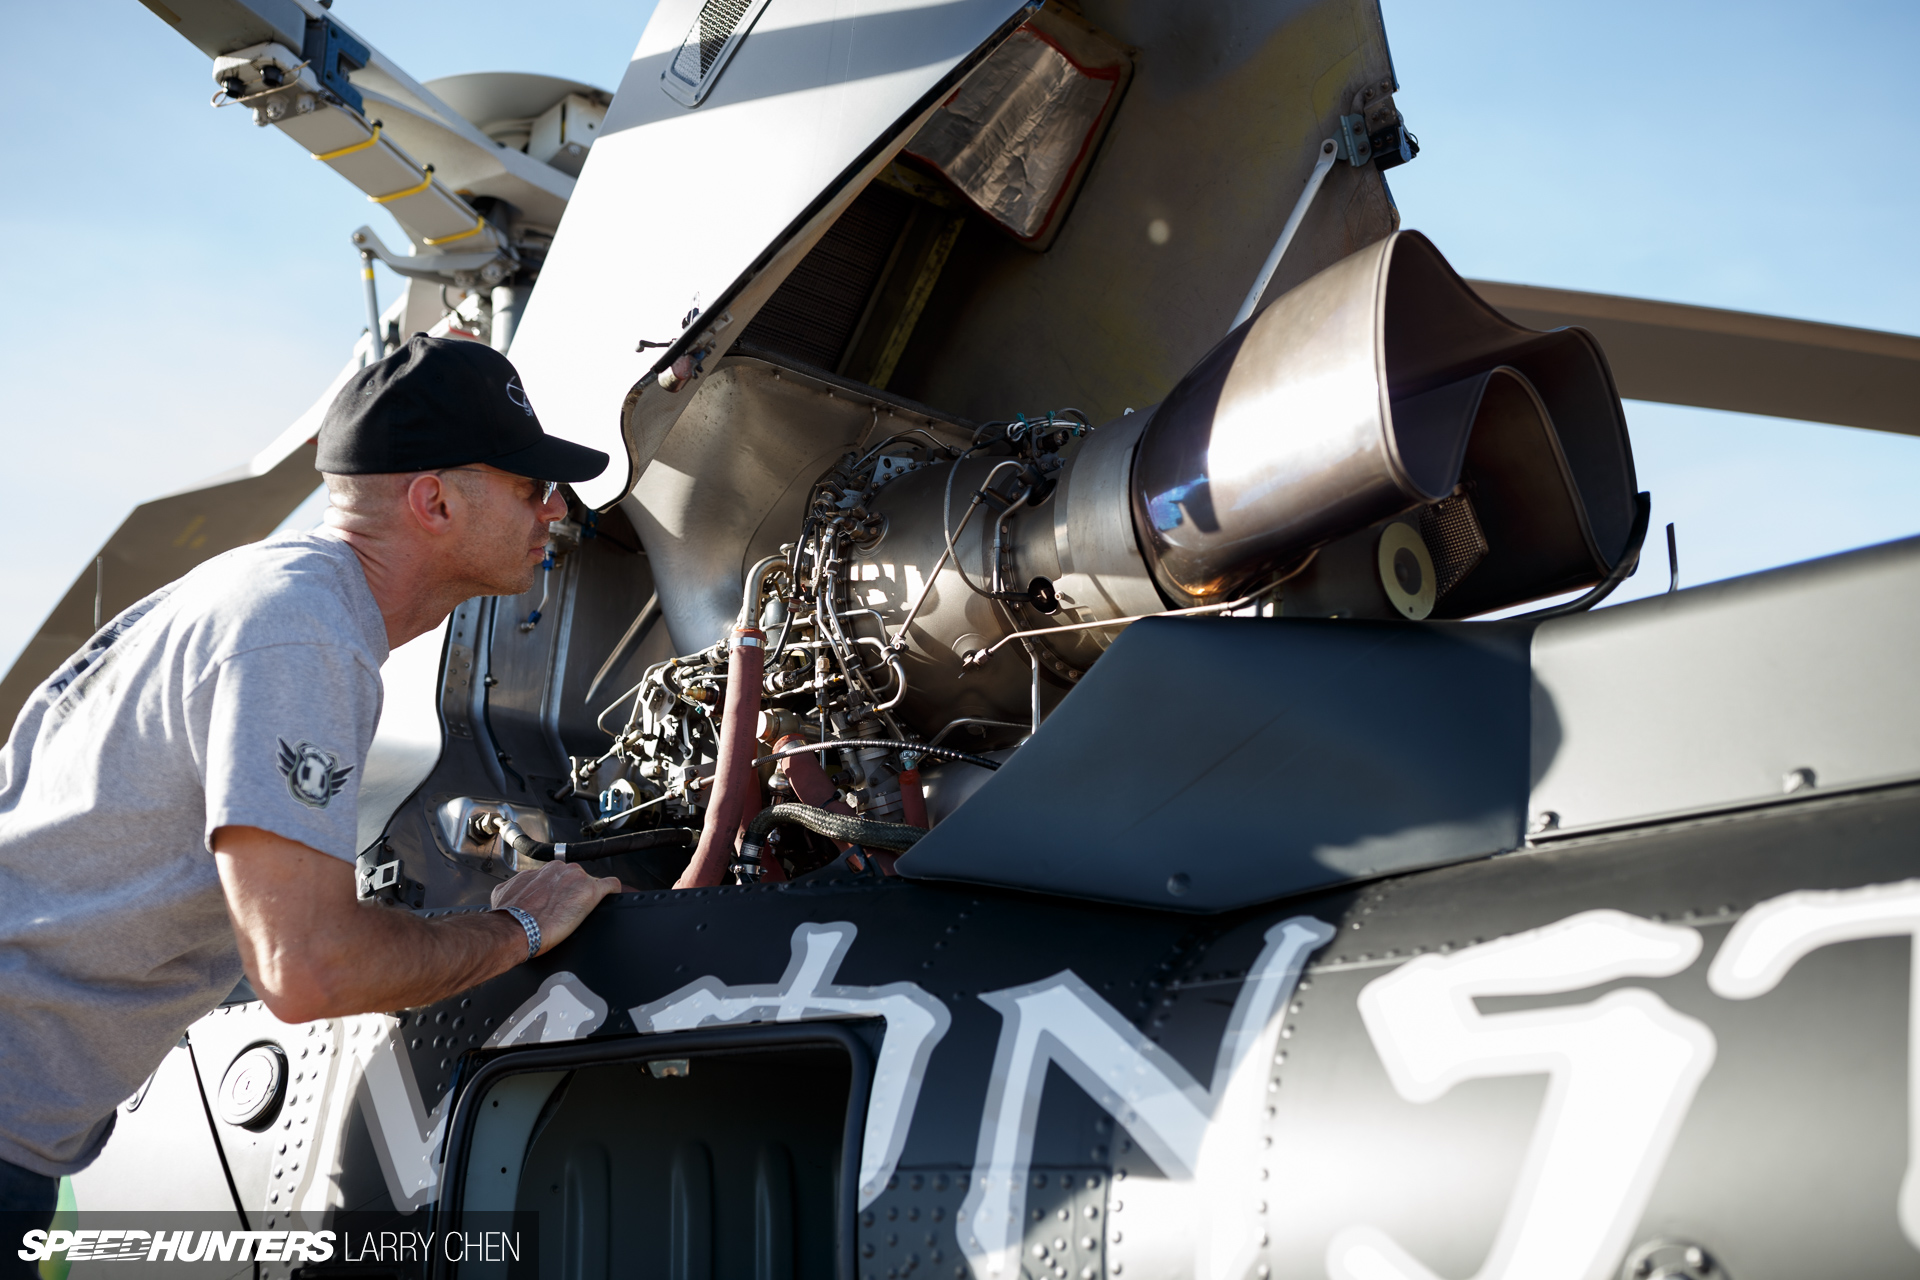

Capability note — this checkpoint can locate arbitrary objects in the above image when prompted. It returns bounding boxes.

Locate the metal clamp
[359,859,401,893]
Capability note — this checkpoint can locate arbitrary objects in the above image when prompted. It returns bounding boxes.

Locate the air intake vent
[661,0,773,107]
[739,182,914,372]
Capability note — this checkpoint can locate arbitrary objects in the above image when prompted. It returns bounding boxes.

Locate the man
[0,336,622,1233]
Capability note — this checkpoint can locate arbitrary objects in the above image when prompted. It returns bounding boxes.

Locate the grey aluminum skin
[1131,231,1639,610]
[625,355,975,656]
[1530,533,1920,838]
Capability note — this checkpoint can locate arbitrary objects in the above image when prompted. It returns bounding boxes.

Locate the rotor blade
[0,357,357,733]
[1468,280,1920,437]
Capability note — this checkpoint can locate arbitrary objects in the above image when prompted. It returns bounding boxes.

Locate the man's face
[445,465,567,597]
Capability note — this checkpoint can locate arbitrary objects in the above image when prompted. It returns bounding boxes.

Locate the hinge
[356,840,424,907]
[1335,79,1419,171]
[301,15,370,115]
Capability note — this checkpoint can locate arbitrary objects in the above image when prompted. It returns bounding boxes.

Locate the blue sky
[1,0,1916,677]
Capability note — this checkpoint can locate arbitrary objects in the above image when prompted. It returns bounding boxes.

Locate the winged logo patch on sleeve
[276,738,355,809]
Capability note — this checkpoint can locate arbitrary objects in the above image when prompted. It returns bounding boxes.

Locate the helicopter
[11,0,1920,1277]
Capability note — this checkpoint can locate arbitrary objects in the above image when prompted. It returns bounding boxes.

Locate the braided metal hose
[737,802,930,883]
[746,802,928,851]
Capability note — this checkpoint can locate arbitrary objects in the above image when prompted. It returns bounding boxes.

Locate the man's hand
[491,859,623,956]
[214,826,622,1023]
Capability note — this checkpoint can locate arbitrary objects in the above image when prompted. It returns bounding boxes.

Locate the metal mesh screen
[670,0,754,89]
[1419,490,1490,600]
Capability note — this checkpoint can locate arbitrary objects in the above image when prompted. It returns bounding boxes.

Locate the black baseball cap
[316,335,609,482]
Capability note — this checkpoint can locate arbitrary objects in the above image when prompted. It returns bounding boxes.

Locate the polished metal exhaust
[1130,231,1639,613]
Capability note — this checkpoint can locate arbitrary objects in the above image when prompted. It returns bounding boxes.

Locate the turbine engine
[580,232,1638,882]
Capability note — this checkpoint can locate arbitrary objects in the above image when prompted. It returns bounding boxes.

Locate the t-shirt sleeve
[197,643,382,861]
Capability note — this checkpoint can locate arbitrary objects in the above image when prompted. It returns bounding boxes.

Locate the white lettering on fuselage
[632,922,952,1210]
[1327,910,1714,1280]
[961,916,1336,1280]
[1710,878,1920,1250]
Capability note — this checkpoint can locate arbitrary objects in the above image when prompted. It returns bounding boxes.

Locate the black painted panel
[899,616,1534,912]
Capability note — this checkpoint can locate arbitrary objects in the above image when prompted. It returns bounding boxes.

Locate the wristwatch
[498,906,541,961]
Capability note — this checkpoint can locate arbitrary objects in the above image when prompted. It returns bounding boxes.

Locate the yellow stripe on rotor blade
[369,167,436,204]
[422,216,487,247]
[310,122,382,162]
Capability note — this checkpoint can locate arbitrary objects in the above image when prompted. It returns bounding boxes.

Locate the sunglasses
[441,467,560,506]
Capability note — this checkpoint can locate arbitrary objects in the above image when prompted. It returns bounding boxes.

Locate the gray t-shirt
[0,532,388,1176]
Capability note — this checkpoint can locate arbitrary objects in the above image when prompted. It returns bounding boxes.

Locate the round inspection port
[218,1044,288,1130]
[1377,522,1436,620]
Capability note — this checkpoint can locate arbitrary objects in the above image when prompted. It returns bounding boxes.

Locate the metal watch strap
[499,906,541,961]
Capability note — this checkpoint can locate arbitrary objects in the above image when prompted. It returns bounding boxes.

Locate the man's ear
[403,472,458,535]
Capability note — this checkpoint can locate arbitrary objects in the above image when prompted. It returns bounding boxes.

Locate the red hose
[898,767,929,829]
[771,735,910,876]
[773,734,852,814]
[773,733,878,872]
[674,627,766,888]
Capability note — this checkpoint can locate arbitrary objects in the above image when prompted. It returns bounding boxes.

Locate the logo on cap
[505,375,535,418]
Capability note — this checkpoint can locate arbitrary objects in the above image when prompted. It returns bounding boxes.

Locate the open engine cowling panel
[363,0,1644,915]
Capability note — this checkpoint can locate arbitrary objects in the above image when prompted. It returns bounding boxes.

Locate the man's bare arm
[213,825,621,1023]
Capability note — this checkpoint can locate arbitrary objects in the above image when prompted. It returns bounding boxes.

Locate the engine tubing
[773,732,876,874]
[675,626,767,889]
[557,828,696,862]
[897,767,929,829]
[741,773,785,882]
[774,735,855,825]
[743,803,927,851]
